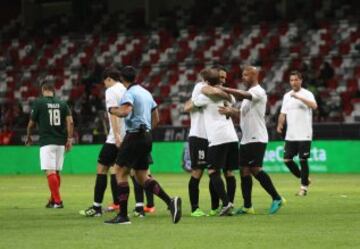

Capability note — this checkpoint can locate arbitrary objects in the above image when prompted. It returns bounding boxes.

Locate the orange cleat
[144,206,156,213]
[106,203,120,212]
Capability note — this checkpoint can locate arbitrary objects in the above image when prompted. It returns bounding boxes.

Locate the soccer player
[212,65,238,215]
[79,67,126,217]
[193,68,238,216]
[220,66,285,214]
[25,80,74,208]
[277,70,317,196]
[184,68,232,217]
[105,66,181,224]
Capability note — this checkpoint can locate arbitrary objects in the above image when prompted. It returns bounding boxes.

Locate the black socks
[110,174,119,205]
[188,176,200,212]
[225,176,236,204]
[94,174,107,204]
[118,182,130,217]
[241,175,253,208]
[285,160,301,178]
[300,160,310,186]
[144,179,171,206]
[254,171,281,201]
[209,172,229,207]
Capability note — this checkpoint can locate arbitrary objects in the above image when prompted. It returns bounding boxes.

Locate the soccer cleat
[79,206,102,217]
[144,206,156,213]
[219,203,233,216]
[208,207,220,216]
[106,203,120,212]
[104,215,131,225]
[296,186,308,196]
[133,209,145,218]
[169,197,182,224]
[45,200,54,208]
[269,197,286,214]
[190,208,206,217]
[53,202,64,209]
[232,206,255,215]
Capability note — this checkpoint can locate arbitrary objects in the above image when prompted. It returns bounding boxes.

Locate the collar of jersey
[127,83,138,89]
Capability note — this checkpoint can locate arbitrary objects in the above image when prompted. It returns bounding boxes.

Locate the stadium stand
[0,0,359,140]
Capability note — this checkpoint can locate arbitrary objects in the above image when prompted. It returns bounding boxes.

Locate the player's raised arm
[108,104,133,117]
[220,86,252,101]
[218,106,240,119]
[183,99,193,113]
[290,93,318,110]
[201,85,232,101]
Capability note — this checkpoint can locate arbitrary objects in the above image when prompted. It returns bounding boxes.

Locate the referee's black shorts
[207,142,239,171]
[284,141,311,159]
[116,132,152,170]
[98,143,118,167]
[188,136,209,170]
[239,142,267,167]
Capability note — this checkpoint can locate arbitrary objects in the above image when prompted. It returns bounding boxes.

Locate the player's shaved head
[242,65,259,87]
[243,65,258,75]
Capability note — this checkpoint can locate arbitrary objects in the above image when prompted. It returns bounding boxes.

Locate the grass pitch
[0,173,359,249]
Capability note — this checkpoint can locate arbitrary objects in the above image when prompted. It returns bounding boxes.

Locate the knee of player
[250,167,262,176]
[283,158,292,163]
[223,170,234,177]
[191,169,203,179]
[208,169,221,177]
[240,167,251,177]
[299,158,308,162]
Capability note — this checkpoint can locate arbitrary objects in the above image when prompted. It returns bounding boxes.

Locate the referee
[277,71,317,196]
[104,66,181,224]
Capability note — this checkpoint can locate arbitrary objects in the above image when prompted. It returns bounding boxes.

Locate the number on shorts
[198,150,205,160]
[49,109,61,126]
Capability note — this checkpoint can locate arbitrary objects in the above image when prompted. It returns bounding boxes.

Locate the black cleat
[45,200,54,208]
[104,214,131,225]
[79,206,102,217]
[169,197,182,224]
[133,208,145,218]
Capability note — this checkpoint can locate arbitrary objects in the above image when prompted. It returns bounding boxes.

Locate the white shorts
[40,145,65,171]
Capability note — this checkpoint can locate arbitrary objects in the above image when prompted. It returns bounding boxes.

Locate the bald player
[220,66,286,215]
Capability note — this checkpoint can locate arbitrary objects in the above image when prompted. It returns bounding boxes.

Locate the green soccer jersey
[31,96,71,146]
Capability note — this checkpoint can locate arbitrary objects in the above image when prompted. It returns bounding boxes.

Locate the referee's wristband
[108,107,114,114]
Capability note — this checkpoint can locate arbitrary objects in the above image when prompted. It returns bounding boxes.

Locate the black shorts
[189,136,209,170]
[207,142,239,171]
[239,142,267,167]
[116,132,152,170]
[98,143,118,167]
[284,141,311,159]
